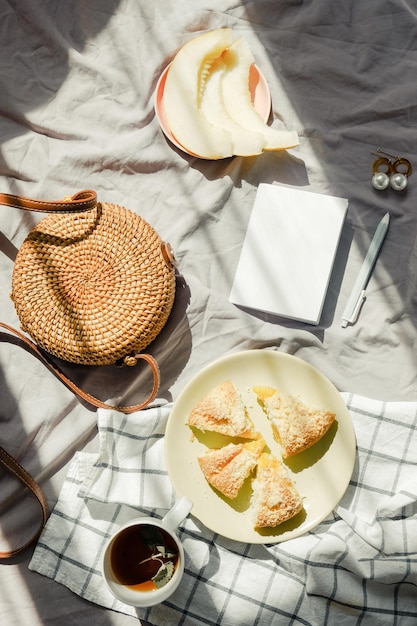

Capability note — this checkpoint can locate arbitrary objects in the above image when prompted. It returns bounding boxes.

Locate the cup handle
[162,496,193,531]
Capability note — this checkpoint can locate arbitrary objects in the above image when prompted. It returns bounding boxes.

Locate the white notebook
[229,184,348,325]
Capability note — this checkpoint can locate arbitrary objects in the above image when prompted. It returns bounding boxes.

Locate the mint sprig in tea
[110,524,179,592]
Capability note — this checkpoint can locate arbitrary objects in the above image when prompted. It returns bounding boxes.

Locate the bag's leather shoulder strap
[0,189,97,213]
[0,322,160,414]
[0,445,48,559]
[0,322,160,558]
[0,189,161,557]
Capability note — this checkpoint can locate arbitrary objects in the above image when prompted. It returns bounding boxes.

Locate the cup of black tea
[102,496,192,607]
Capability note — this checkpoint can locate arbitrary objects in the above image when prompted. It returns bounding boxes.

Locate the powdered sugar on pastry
[197,439,265,499]
[253,386,335,458]
[251,453,303,528]
[187,380,257,438]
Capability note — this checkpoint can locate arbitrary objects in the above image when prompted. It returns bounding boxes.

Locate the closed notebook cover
[229,184,348,324]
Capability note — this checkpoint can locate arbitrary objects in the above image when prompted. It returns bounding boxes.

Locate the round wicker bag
[5,190,176,368]
[0,190,177,559]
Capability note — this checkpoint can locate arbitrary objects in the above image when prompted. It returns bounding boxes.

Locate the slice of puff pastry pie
[188,380,258,439]
[253,386,335,458]
[197,438,265,499]
[251,452,303,528]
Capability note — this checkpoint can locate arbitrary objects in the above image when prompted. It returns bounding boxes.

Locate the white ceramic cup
[102,497,192,607]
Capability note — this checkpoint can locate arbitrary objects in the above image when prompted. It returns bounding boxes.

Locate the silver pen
[341,212,390,328]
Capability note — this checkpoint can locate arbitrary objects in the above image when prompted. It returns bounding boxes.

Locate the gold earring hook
[374,148,401,160]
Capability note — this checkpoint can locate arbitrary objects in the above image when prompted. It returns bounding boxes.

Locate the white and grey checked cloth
[29,394,417,626]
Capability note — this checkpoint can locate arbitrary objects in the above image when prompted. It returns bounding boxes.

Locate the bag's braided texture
[11,202,175,365]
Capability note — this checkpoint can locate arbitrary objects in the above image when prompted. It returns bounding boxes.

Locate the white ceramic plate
[165,350,356,544]
[154,63,272,158]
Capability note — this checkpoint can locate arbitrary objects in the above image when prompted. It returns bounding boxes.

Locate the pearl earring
[371,156,391,190]
[390,157,412,191]
[371,148,412,191]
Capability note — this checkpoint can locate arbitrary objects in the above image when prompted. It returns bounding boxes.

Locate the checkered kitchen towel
[29,395,417,626]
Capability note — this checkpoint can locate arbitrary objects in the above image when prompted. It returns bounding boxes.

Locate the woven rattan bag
[0,189,177,413]
[0,189,178,558]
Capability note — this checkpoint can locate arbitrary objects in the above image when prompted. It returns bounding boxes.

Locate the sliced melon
[163,28,299,159]
[163,28,235,158]
[221,38,299,151]
[200,56,266,156]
